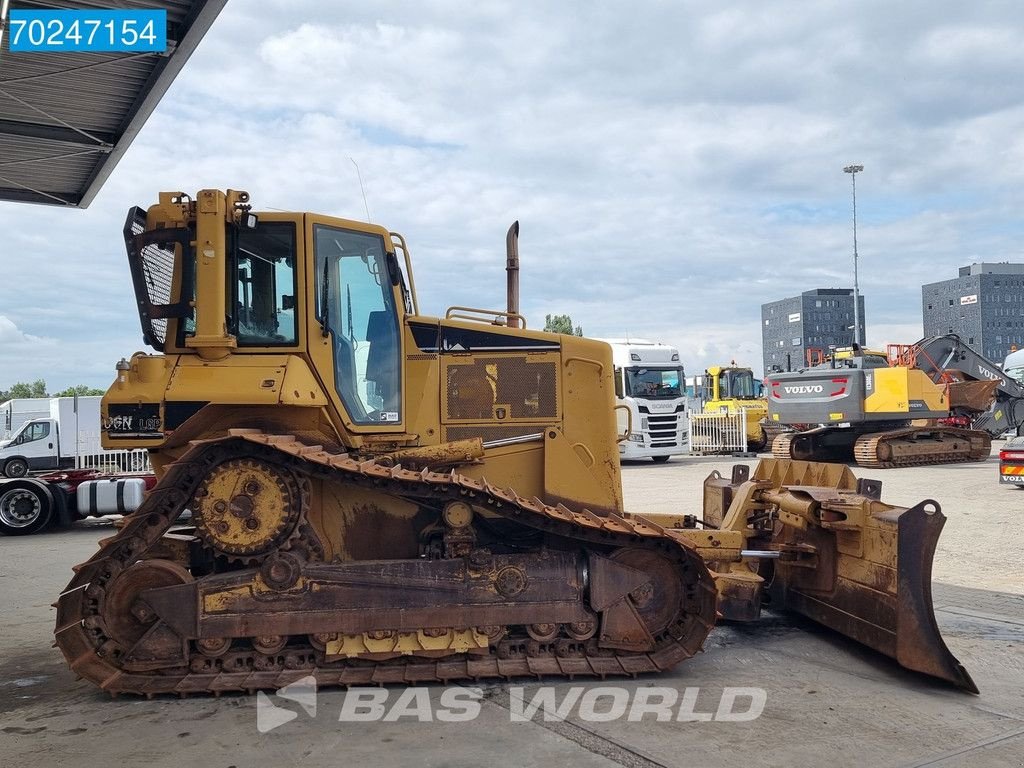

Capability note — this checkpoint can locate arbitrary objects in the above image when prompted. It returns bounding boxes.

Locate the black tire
[3,458,29,478]
[651,455,671,463]
[0,481,53,535]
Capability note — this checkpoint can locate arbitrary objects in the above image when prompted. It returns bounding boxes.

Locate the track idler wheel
[100,559,193,667]
[609,548,681,636]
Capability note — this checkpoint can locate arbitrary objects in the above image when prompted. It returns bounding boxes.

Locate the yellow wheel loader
[53,190,976,695]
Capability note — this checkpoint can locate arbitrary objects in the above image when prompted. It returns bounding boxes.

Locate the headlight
[629,433,644,443]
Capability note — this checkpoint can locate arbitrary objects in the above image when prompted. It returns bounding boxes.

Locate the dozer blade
[756,470,977,692]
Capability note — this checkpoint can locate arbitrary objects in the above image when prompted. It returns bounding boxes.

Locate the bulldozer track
[54,430,718,696]
[853,427,992,469]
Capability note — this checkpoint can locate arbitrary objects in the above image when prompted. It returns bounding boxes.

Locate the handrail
[614,404,632,443]
[445,306,526,328]
[389,232,419,316]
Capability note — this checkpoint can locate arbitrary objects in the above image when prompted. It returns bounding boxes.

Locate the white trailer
[598,339,688,462]
[0,396,103,477]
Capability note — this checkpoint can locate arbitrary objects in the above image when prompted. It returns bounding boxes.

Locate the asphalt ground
[1,445,1021,768]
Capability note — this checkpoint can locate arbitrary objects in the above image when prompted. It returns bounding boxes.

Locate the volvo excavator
[768,338,1023,468]
[54,190,976,696]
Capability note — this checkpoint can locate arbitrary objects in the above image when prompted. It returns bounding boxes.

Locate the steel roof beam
[0,186,81,206]
[0,118,117,148]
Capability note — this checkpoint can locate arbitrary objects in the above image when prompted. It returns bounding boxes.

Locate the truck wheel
[0,482,53,535]
[651,455,671,463]
[3,458,29,478]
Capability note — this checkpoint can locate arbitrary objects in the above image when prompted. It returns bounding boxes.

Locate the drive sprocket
[191,457,302,563]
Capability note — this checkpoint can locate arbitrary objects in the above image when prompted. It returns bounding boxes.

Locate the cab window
[232,222,297,346]
[314,225,401,425]
[16,422,50,444]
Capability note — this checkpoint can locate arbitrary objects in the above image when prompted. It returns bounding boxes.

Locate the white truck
[598,339,688,463]
[1004,348,1024,385]
[0,396,102,478]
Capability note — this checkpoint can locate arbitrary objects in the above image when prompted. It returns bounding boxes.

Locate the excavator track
[853,427,992,469]
[55,430,718,696]
[771,432,795,460]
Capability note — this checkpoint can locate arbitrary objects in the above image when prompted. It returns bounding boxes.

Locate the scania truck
[599,339,688,462]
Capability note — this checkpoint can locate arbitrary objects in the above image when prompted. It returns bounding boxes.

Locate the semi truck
[0,468,156,536]
[599,339,688,462]
[0,396,102,477]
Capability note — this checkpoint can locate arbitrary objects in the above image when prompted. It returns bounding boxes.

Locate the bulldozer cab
[122,191,413,440]
[706,365,761,401]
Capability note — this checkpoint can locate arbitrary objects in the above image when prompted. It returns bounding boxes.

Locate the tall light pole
[843,164,864,346]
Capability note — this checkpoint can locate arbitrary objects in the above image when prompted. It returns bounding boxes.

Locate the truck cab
[0,419,58,476]
[599,339,688,462]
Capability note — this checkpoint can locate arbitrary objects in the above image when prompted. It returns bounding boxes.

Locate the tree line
[0,380,105,402]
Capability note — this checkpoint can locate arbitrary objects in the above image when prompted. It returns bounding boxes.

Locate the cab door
[304,215,406,435]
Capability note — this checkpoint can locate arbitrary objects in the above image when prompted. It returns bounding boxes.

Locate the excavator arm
[908,334,1024,436]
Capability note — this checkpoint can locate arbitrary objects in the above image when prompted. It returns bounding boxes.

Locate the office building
[922,263,1024,362]
[761,288,866,374]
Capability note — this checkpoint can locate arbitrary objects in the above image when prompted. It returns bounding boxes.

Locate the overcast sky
[3,0,1024,391]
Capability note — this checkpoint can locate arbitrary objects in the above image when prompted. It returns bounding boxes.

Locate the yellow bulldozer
[54,190,975,695]
[701,364,768,450]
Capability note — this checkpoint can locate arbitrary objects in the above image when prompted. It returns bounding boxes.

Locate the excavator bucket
[946,378,1000,413]
[721,460,978,692]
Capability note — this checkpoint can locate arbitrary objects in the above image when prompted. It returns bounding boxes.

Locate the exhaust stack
[506,220,519,327]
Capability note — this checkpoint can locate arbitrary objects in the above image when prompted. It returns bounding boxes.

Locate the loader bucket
[749,462,978,692]
[771,499,976,692]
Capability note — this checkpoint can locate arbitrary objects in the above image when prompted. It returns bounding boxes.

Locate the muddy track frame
[55,430,718,697]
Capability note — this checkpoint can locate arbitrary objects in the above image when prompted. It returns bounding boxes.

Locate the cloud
[2,0,1024,390]
[0,315,53,350]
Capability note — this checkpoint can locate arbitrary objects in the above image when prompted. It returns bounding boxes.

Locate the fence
[688,411,748,455]
[75,449,152,474]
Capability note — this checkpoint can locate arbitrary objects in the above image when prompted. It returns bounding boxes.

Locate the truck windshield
[719,369,756,399]
[626,367,683,399]
[1006,366,1024,384]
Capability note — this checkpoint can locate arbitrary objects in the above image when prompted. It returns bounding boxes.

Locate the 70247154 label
[6,9,167,53]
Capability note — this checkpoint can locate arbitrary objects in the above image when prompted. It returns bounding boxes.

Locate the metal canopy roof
[0,0,227,207]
